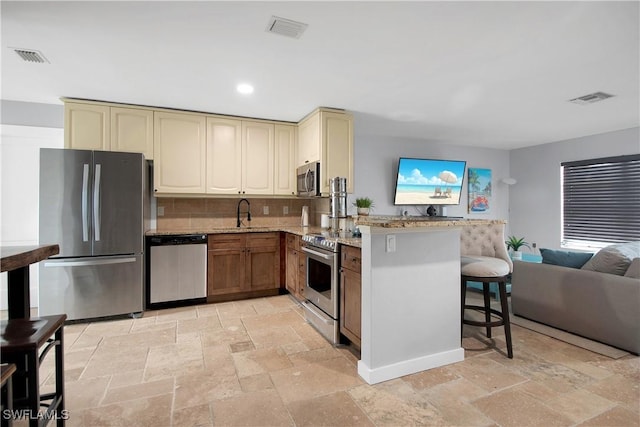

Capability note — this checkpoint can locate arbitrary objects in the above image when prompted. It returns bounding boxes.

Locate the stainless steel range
[301,233,340,344]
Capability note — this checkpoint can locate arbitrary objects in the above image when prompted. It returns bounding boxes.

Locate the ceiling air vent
[569,91,614,105]
[266,16,308,39]
[12,48,49,63]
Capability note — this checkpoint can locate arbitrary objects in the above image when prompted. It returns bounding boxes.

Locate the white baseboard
[357,347,465,385]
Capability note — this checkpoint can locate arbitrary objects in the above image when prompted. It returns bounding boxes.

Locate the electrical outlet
[283,206,289,215]
[386,235,396,253]
[532,242,537,249]
[157,206,165,217]
[263,206,269,215]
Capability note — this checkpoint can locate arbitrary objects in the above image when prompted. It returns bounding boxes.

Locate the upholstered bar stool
[460,223,514,358]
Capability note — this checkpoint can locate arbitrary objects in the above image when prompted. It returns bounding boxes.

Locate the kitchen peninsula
[147,216,503,385]
[354,216,503,384]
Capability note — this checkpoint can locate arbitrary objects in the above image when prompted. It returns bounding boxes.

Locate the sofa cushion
[461,255,510,277]
[581,242,640,276]
[624,258,640,279]
[540,248,593,269]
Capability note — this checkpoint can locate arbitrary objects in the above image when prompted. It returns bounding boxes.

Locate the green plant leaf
[354,197,374,208]
[505,235,530,251]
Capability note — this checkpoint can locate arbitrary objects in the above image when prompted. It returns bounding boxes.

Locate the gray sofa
[511,247,640,355]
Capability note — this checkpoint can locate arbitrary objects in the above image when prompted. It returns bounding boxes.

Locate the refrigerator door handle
[81,163,90,242]
[93,163,101,242]
[43,256,137,268]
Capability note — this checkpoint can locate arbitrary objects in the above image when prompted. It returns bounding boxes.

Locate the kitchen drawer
[247,232,279,248]
[208,233,245,250]
[341,245,361,272]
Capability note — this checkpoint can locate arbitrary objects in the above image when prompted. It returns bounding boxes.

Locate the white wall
[351,132,512,224]
[509,127,640,250]
[0,125,64,309]
[1,100,63,128]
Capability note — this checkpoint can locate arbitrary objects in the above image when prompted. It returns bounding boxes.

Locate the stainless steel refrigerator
[39,148,148,321]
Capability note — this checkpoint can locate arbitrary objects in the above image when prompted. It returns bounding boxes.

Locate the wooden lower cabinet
[340,245,362,348]
[285,233,306,301]
[208,232,280,302]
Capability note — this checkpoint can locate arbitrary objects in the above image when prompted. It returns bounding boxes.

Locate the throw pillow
[540,248,593,269]
[581,242,640,276]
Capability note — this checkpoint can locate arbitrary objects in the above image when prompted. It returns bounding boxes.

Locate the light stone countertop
[146,226,363,248]
[145,217,506,249]
[354,216,506,228]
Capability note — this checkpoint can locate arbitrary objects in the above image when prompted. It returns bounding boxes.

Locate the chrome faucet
[237,198,251,228]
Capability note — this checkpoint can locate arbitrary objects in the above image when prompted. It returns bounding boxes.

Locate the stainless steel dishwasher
[146,234,207,308]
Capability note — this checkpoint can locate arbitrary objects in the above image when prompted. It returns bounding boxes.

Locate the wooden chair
[460,223,513,358]
[0,315,66,426]
[1,363,17,427]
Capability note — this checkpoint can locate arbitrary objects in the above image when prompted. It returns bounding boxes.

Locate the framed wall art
[468,168,491,213]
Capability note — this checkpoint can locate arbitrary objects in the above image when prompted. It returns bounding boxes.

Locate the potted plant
[505,236,530,260]
[354,197,374,216]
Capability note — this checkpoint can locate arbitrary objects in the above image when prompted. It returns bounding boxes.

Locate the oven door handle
[301,246,334,260]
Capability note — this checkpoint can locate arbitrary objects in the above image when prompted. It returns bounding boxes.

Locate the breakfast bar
[1,244,66,426]
[1,244,59,319]
[354,217,496,384]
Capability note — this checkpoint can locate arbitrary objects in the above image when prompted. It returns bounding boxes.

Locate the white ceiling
[2,1,638,149]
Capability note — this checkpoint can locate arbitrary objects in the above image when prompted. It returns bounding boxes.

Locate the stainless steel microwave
[297,161,320,196]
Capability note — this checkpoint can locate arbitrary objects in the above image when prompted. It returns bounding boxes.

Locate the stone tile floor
[17,294,640,426]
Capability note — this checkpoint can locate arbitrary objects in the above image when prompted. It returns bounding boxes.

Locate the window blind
[562,154,640,244]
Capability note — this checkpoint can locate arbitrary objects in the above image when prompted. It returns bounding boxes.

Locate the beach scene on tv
[394,158,466,205]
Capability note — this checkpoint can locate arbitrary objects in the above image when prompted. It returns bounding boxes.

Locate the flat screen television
[393,157,467,205]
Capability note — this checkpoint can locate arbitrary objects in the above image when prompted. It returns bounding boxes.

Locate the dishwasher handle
[148,234,207,246]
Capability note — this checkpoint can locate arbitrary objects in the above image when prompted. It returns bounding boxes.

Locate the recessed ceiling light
[237,83,254,95]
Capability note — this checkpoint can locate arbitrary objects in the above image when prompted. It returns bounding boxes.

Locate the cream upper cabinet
[110,107,154,159]
[322,110,354,194]
[206,117,242,194]
[242,121,274,195]
[64,102,110,150]
[274,124,297,195]
[64,99,350,196]
[207,118,276,195]
[153,111,206,194]
[297,108,354,194]
[64,101,153,158]
[297,113,320,167]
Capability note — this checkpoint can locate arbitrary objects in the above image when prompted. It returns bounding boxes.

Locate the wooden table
[1,244,59,319]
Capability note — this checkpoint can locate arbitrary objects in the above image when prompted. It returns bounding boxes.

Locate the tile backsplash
[155,197,330,230]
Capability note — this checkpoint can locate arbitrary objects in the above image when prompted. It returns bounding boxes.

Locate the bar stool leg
[26,352,38,427]
[460,278,467,339]
[498,281,513,358]
[482,282,492,338]
[55,327,65,426]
